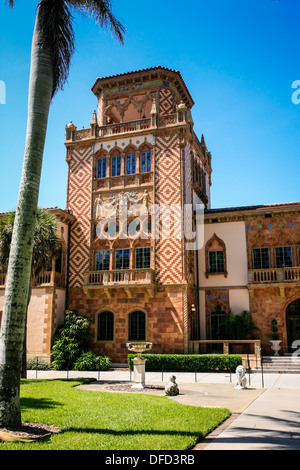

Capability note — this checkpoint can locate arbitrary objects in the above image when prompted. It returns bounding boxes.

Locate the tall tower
[64,66,212,362]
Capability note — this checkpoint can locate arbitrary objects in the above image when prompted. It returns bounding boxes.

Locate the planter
[270,340,281,356]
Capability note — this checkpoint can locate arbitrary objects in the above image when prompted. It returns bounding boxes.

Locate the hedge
[127,354,242,372]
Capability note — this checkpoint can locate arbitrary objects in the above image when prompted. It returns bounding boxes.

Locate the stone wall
[68,286,185,363]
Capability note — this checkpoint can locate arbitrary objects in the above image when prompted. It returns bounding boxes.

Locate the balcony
[83,268,155,299]
[65,111,187,144]
[0,272,66,289]
[248,267,300,284]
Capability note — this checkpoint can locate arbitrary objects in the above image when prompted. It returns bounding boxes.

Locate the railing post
[223,341,229,355]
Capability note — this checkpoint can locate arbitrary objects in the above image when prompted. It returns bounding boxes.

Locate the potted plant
[270,318,281,356]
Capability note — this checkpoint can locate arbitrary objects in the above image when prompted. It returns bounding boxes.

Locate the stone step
[253,356,300,373]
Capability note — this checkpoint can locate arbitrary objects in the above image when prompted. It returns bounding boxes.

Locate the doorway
[286,298,300,353]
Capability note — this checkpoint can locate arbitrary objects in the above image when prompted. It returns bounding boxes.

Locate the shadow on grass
[60,426,202,439]
[20,397,63,411]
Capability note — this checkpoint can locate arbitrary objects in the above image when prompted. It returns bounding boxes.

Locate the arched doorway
[286,298,300,352]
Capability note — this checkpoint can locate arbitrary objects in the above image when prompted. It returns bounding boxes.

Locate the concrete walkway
[26,369,300,450]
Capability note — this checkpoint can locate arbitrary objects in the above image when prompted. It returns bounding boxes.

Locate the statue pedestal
[132,357,146,388]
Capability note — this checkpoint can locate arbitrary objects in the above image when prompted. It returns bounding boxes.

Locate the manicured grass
[1,379,231,450]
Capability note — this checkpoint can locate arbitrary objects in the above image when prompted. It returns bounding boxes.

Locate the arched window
[128,310,146,341]
[97,311,114,341]
[205,233,227,277]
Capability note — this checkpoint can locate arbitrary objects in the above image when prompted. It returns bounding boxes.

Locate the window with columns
[96,148,152,179]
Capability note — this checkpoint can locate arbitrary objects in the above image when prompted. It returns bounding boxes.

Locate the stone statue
[234,365,247,389]
[165,375,179,396]
[94,195,105,218]
[136,189,152,211]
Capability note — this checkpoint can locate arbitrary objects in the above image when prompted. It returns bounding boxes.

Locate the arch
[96,309,114,341]
[127,309,146,341]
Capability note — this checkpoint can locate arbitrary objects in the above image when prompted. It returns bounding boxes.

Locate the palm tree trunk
[0,13,53,428]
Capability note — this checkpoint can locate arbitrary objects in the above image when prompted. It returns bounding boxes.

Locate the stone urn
[126,342,152,388]
[270,340,281,356]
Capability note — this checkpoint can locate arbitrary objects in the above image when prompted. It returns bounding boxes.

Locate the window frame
[126,153,136,175]
[252,247,270,270]
[275,246,293,268]
[128,310,146,342]
[208,250,225,273]
[136,247,151,269]
[97,158,107,179]
[140,151,152,173]
[111,155,121,177]
[95,250,110,271]
[115,248,130,270]
[97,310,114,342]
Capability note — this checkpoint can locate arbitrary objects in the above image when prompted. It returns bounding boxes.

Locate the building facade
[200,203,300,356]
[0,208,74,361]
[0,66,299,362]
[64,67,212,363]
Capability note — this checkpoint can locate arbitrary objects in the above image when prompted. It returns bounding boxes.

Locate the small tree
[270,318,280,340]
[51,310,90,370]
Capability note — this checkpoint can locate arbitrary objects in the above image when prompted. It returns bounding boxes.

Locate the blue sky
[0,0,299,213]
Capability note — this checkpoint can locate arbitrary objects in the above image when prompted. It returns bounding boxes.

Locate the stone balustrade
[248,267,300,284]
[84,268,154,286]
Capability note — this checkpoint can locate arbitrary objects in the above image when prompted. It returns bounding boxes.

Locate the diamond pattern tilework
[159,87,174,115]
[68,146,93,287]
[155,133,183,284]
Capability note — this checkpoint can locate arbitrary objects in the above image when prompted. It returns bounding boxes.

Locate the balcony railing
[249,267,300,284]
[66,111,187,143]
[84,268,154,286]
[0,272,66,288]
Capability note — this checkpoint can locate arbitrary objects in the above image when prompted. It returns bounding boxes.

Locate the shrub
[51,310,91,370]
[74,351,111,371]
[270,318,280,340]
[27,357,52,370]
[127,354,242,372]
[51,310,111,371]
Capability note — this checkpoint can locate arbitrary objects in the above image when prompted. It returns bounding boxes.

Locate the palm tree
[0,208,62,378]
[0,0,125,428]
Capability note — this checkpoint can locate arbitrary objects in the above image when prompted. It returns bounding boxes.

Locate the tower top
[91,66,194,108]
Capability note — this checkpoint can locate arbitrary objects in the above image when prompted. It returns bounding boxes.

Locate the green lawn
[1,379,231,450]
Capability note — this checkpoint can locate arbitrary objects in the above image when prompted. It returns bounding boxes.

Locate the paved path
[26,369,300,450]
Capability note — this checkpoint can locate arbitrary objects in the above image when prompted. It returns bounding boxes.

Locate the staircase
[254,356,300,373]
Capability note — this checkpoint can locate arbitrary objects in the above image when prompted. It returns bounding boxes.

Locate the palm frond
[36,0,75,97]
[67,0,125,44]
[5,0,14,7]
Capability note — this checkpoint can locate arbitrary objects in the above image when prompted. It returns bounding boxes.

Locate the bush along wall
[127,354,242,372]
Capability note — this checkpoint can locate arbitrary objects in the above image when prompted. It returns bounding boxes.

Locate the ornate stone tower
[64,66,212,362]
